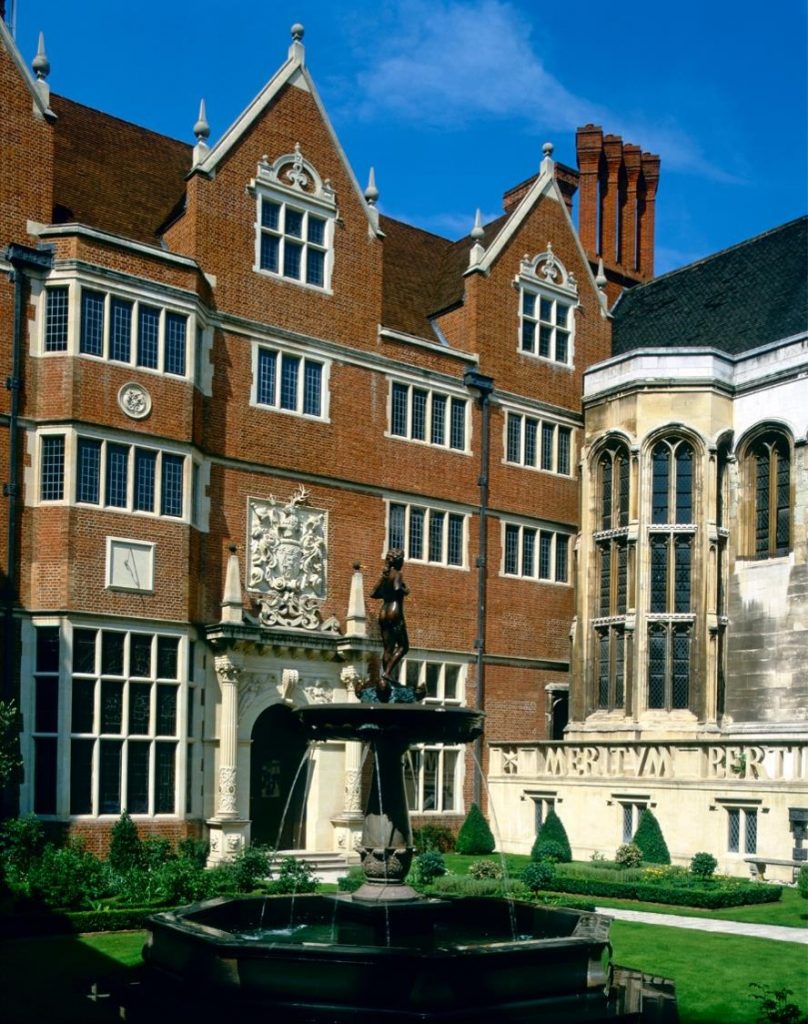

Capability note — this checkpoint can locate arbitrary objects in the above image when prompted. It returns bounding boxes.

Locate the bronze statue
[370,549,424,701]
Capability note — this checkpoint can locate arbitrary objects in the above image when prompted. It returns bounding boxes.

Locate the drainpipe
[463,368,494,807]
[3,244,53,705]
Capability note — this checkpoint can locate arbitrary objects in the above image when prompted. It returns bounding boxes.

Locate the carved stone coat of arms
[248,486,328,630]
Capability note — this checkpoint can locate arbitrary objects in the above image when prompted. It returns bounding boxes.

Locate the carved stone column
[207,653,250,864]
[331,665,365,860]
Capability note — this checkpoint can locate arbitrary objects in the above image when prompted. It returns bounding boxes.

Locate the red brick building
[0,18,660,859]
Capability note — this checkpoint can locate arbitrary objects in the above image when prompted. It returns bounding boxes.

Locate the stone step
[270,849,353,883]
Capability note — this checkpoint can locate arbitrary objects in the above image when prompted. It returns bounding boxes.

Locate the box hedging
[545,875,782,908]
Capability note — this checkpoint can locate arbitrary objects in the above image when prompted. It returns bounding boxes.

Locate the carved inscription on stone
[248,486,327,630]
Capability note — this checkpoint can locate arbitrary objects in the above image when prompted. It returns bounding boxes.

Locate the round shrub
[531,839,568,864]
[522,862,555,893]
[455,803,496,855]
[231,845,271,892]
[530,809,571,863]
[468,859,502,880]
[632,810,670,865]
[798,865,808,900]
[690,852,718,879]
[413,850,447,886]
[267,856,317,895]
[615,843,643,868]
[28,842,110,909]
[337,866,364,893]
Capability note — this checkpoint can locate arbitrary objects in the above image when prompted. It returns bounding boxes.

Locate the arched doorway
[250,704,308,849]
[550,692,569,740]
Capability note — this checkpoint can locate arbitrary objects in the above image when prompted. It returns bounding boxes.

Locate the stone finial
[221,544,244,624]
[289,22,305,62]
[595,257,609,310]
[193,99,210,143]
[365,167,380,233]
[541,140,554,174]
[364,167,379,206]
[345,561,367,638]
[32,32,50,79]
[468,209,486,269]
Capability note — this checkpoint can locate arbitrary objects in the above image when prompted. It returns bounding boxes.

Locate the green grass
[0,930,145,1023]
[610,921,808,1024]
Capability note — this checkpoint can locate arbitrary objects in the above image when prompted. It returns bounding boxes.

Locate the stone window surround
[250,341,330,421]
[385,499,468,570]
[19,616,198,821]
[501,520,572,584]
[387,377,470,454]
[514,248,579,369]
[36,276,200,381]
[503,407,574,477]
[29,426,203,527]
[736,426,794,560]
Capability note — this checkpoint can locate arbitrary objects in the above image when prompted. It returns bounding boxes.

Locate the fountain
[135,553,677,1022]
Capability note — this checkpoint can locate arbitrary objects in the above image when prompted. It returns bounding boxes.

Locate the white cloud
[353,0,741,183]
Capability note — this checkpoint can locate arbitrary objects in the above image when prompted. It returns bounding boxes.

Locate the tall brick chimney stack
[575,124,660,289]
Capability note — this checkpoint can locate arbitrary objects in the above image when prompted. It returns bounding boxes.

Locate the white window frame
[387,378,469,453]
[33,427,198,525]
[250,342,330,421]
[514,248,578,368]
[250,148,337,294]
[501,521,572,584]
[386,500,468,569]
[504,408,574,476]
[406,745,462,814]
[20,618,197,820]
[726,804,759,855]
[402,658,466,706]
[38,278,197,380]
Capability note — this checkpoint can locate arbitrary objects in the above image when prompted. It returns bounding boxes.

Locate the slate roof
[50,95,191,245]
[612,217,808,355]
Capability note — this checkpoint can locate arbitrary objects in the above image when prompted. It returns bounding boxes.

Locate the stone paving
[596,907,808,944]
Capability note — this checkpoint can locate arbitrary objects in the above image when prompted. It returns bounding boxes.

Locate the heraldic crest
[248,486,329,630]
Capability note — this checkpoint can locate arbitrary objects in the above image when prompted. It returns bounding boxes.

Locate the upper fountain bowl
[296,702,484,746]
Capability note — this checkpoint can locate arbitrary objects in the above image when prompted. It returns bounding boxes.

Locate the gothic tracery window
[594,444,630,711]
[746,432,791,557]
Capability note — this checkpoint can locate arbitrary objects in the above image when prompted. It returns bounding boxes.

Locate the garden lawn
[610,921,808,1024]
[0,930,145,1023]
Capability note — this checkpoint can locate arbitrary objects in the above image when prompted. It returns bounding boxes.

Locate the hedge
[0,905,167,938]
[544,875,782,909]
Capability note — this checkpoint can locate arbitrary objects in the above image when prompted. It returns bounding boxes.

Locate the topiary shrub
[412,850,447,886]
[468,859,502,880]
[632,809,670,865]
[615,843,643,868]
[108,811,143,873]
[530,809,572,863]
[522,861,555,893]
[690,852,718,879]
[798,865,808,901]
[455,803,496,855]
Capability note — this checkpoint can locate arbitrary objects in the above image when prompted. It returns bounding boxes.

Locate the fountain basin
[141,893,624,1022]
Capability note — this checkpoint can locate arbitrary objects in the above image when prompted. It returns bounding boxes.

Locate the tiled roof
[50,95,191,245]
[379,213,507,339]
[612,217,808,355]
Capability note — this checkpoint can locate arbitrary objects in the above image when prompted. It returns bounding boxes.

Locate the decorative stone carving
[517,245,578,296]
[344,768,362,812]
[340,665,361,690]
[118,382,152,419]
[281,668,299,701]
[303,682,332,704]
[248,487,328,630]
[214,656,242,687]
[238,672,273,716]
[256,146,336,205]
[218,766,238,814]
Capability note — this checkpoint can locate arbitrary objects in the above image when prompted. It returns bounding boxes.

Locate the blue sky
[12,0,807,274]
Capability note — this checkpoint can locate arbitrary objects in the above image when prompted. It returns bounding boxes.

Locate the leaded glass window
[255,346,325,419]
[45,287,69,352]
[750,433,791,557]
[388,382,466,451]
[389,504,465,567]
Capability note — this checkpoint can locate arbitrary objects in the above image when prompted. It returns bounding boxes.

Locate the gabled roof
[50,95,191,245]
[378,214,507,339]
[612,217,808,355]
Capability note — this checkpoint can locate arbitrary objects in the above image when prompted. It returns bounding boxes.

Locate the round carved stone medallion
[118,382,152,419]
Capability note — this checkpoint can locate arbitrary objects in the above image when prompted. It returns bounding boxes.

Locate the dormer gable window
[250,144,337,292]
[515,245,578,367]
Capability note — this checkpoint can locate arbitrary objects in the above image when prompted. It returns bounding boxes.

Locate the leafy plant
[337,866,364,892]
[0,699,23,788]
[231,845,271,892]
[522,861,555,893]
[266,856,317,895]
[413,824,456,853]
[177,836,210,868]
[0,815,46,881]
[468,858,502,880]
[27,842,111,909]
[690,851,718,879]
[530,809,572,863]
[615,843,643,868]
[455,803,496,855]
[749,983,808,1024]
[140,836,173,870]
[413,850,447,885]
[632,809,670,865]
[797,865,808,901]
[107,811,143,873]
